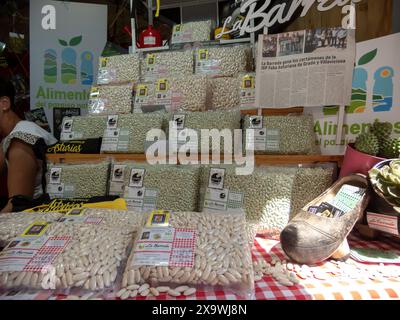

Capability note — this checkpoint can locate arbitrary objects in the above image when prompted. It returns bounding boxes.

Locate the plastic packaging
[120,210,254,299]
[207,73,256,111]
[166,110,242,153]
[140,50,194,81]
[88,83,134,115]
[198,165,296,234]
[0,210,139,291]
[194,44,252,77]
[97,54,141,85]
[0,212,62,248]
[60,115,107,141]
[108,162,200,212]
[46,161,110,199]
[133,75,208,113]
[243,114,316,155]
[170,20,212,44]
[100,113,164,154]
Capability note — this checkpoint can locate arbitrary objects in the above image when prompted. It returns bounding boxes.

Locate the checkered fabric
[23,236,72,273]
[169,228,196,268]
[4,232,400,300]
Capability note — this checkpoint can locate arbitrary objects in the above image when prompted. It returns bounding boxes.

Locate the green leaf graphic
[358,49,377,66]
[69,35,82,46]
[58,39,68,46]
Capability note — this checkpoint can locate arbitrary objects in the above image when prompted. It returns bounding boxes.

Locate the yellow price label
[174,24,182,32]
[146,210,171,227]
[146,54,156,66]
[66,208,86,216]
[21,222,50,237]
[242,75,255,89]
[100,57,109,68]
[136,84,148,97]
[197,49,209,61]
[156,79,169,92]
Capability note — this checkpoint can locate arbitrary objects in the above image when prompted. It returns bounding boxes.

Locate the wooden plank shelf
[47,153,344,167]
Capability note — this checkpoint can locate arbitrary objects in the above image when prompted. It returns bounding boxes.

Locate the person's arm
[0,144,5,175]
[1,140,38,213]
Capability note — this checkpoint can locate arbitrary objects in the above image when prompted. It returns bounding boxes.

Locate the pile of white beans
[120,211,254,298]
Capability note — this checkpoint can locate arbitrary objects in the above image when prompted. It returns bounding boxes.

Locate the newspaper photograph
[256,28,356,108]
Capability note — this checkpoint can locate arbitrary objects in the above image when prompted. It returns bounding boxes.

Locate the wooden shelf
[47,153,344,167]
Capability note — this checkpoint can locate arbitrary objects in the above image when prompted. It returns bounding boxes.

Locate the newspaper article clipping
[256,28,356,108]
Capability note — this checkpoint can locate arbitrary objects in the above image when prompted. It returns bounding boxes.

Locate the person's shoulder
[16,121,57,144]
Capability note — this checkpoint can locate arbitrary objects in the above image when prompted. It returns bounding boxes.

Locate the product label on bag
[367,212,399,235]
[46,183,75,199]
[171,24,194,44]
[100,128,129,152]
[208,168,225,189]
[203,187,244,212]
[146,210,171,227]
[195,49,221,75]
[58,115,88,142]
[132,227,195,267]
[0,235,71,272]
[125,187,158,211]
[109,164,126,195]
[143,54,168,80]
[240,75,256,109]
[169,114,197,151]
[246,128,280,151]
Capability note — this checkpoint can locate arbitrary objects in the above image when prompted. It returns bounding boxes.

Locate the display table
[1,232,399,300]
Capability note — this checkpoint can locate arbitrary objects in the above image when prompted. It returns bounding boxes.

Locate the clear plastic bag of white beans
[46,161,110,199]
[120,210,255,299]
[140,49,194,81]
[0,209,141,292]
[133,75,208,113]
[207,73,256,111]
[170,20,212,44]
[88,83,134,115]
[97,54,141,85]
[194,44,252,77]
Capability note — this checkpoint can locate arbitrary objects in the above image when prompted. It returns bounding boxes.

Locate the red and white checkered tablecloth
[1,232,400,300]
